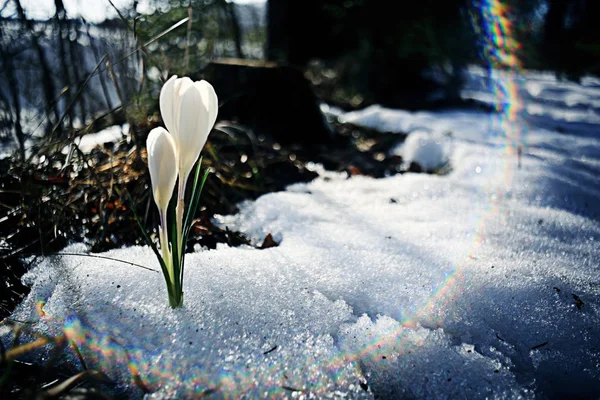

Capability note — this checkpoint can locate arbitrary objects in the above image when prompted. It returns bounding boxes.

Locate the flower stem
[175,172,188,261]
[159,209,174,288]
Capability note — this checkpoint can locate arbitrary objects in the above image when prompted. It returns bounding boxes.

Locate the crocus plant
[132,76,217,308]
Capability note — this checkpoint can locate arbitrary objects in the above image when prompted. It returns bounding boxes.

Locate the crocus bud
[159,76,218,179]
[147,127,178,212]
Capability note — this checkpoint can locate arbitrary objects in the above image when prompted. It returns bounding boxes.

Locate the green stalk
[158,209,174,289]
[128,159,209,309]
[175,171,189,262]
[167,196,182,308]
[183,159,209,238]
[180,165,210,283]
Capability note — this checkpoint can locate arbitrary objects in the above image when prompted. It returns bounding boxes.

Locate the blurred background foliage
[0,0,599,145]
[268,0,476,109]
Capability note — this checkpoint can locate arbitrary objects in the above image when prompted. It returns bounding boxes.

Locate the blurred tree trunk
[205,61,332,145]
[266,0,290,62]
[0,32,25,161]
[85,24,114,110]
[225,1,243,59]
[185,1,192,72]
[14,0,60,133]
[267,0,322,65]
[67,24,88,124]
[542,0,600,78]
[54,0,74,128]
[542,0,568,70]
[266,0,473,108]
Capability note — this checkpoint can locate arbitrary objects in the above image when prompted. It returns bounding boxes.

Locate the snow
[72,123,130,153]
[3,68,600,399]
[390,130,449,171]
[320,103,345,122]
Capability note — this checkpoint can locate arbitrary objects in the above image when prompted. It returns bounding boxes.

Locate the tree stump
[203,59,332,146]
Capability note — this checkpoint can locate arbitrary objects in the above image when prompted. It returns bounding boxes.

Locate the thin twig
[18,252,158,273]
[123,347,149,393]
[71,105,123,140]
[105,56,140,160]
[70,340,88,371]
[185,1,193,73]
[28,17,189,140]
[106,0,129,26]
[50,55,108,137]
[71,142,108,198]
[116,17,190,66]
[262,345,277,355]
[530,341,548,351]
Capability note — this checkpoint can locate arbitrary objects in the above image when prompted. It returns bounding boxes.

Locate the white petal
[159,75,178,135]
[177,84,210,177]
[169,77,194,145]
[175,77,194,98]
[147,127,178,212]
[194,80,218,132]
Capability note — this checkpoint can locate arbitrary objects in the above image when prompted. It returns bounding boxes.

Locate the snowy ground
[3,68,600,399]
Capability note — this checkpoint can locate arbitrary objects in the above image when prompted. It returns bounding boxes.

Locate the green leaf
[168,191,182,307]
[184,166,211,239]
[183,157,203,233]
[178,158,210,297]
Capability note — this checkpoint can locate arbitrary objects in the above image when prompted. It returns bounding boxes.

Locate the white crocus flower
[143,75,217,307]
[159,76,218,181]
[159,75,218,255]
[147,127,178,212]
[146,127,178,283]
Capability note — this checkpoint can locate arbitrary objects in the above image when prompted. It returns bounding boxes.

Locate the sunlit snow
[391,130,449,171]
[2,69,600,398]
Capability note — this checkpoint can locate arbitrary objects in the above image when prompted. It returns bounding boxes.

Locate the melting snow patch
[4,69,600,398]
[72,124,130,153]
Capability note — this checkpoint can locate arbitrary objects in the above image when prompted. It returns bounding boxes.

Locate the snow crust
[73,123,129,153]
[391,130,449,171]
[3,69,600,399]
